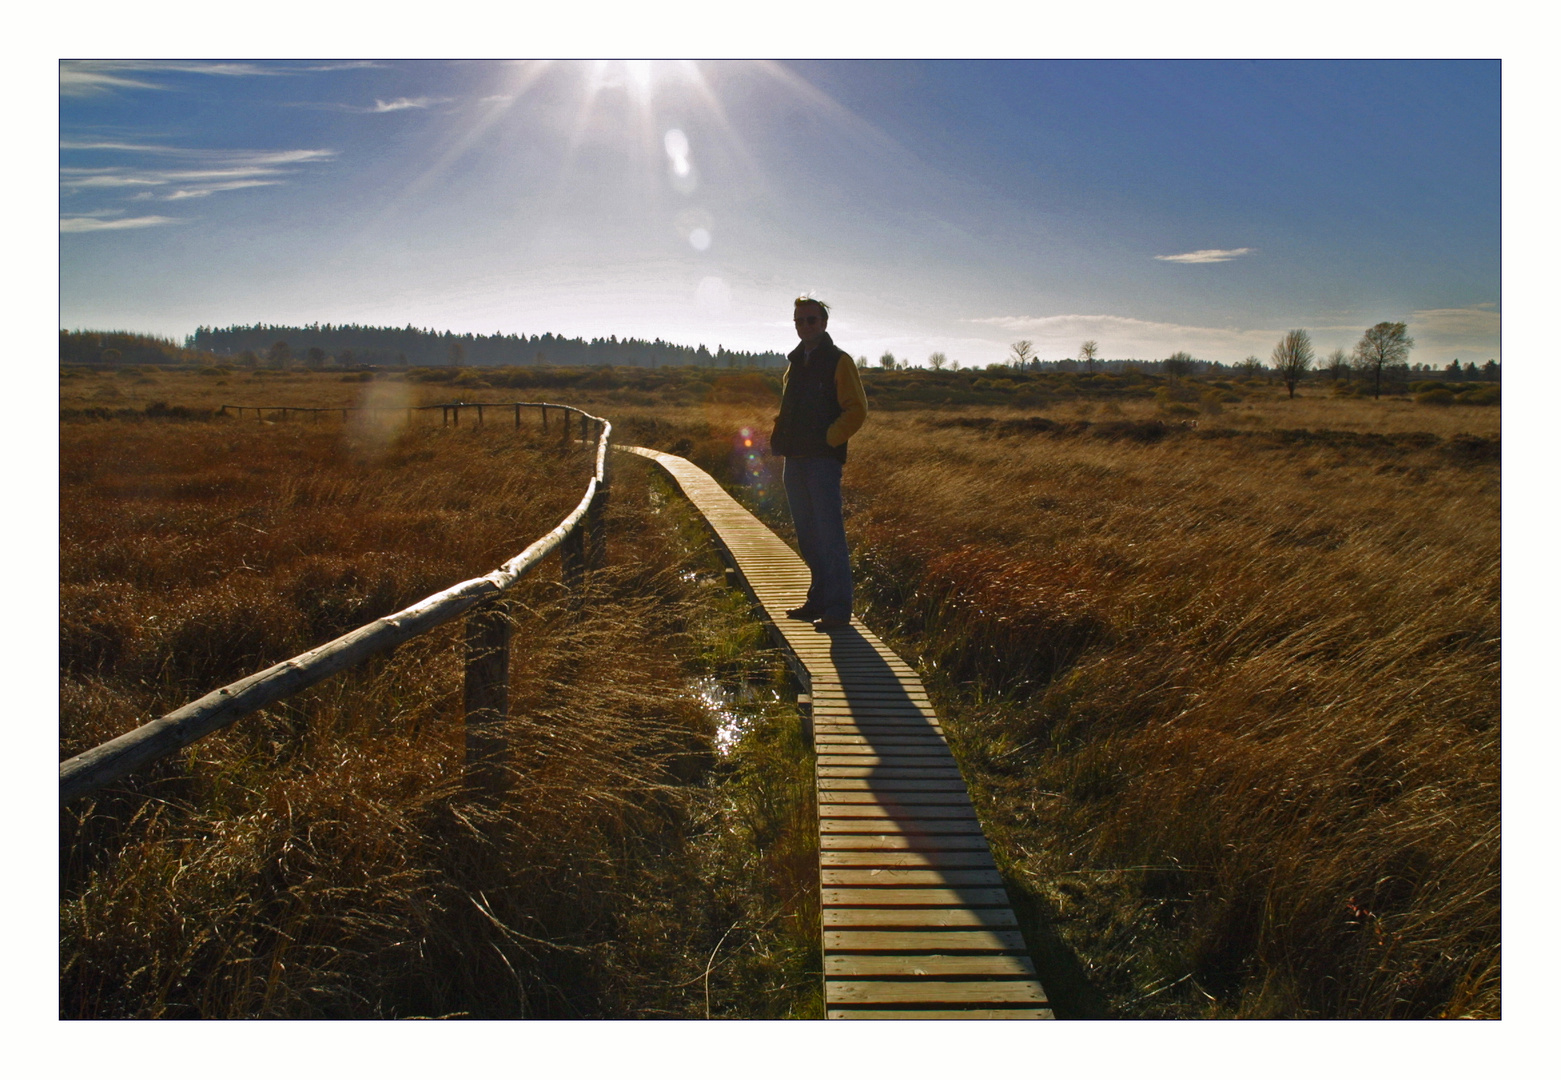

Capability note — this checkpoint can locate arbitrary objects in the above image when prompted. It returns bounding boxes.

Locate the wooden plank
[826,980,1049,1005]
[821,869,1005,887]
[819,804,979,820]
[823,907,1019,928]
[817,791,973,805]
[815,737,950,749]
[812,724,945,736]
[823,887,1013,907]
[826,954,1036,978]
[817,766,965,780]
[824,928,1026,951]
[818,778,970,792]
[829,1008,1052,1020]
[821,833,993,851]
[820,850,1000,870]
[817,753,957,766]
[820,819,986,835]
[814,745,953,757]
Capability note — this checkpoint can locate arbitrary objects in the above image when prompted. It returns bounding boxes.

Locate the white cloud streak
[1154,247,1256,264]
[1409,305,1500,342]
[60,215,177,232]
[372,96,447,113]
[59,148,336,201]
[60,60,279,96]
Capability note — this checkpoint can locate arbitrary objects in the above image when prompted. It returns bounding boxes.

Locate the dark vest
[771,332,847,462]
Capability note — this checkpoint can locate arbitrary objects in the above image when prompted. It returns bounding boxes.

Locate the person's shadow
[823,624,1106,1019]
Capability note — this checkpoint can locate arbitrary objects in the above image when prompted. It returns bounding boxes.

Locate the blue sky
[60,59,1500,367]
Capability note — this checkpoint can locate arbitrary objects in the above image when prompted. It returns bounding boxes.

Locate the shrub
[1416,389,1456,406]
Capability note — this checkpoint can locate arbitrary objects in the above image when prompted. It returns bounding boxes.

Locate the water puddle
[689,674,773,756]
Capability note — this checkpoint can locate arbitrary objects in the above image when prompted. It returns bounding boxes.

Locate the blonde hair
[793,295,830,323]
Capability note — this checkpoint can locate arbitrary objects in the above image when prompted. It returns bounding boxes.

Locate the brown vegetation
[60,368,1500,1019]
[594,387,1499,1018]
[60,405,818,1018]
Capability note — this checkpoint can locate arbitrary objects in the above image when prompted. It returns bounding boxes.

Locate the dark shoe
[812,615,850,632]
[786,605,821,621]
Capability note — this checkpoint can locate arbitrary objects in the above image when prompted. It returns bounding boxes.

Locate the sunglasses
[793,315,822,325]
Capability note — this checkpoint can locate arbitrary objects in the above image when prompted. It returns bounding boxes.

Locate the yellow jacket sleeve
[826,352,868,446]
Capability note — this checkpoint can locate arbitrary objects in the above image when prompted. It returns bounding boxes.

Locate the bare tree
[1239,355,1262,378]
[1079,340,1099,373]
[1271,329,1314,399]
[1162,350,1194,380]
[449,341,465,368]
[879,351,896,370]
[928,351,947,371]
[1325,347,1350,383]
[1009,340,1035,369]
[1353,321,1414,399]
[267,340,292,370]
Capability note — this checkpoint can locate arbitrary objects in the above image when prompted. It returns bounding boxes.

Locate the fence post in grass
[464,599,511,786]
[541,405,548,432]
[561,520,586,601]
[514,403,521,430]
[477,404,484,426]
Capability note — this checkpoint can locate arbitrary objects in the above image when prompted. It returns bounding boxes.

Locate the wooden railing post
[587,426,609,570]
[560,522,586,598]
[464,600,510,784]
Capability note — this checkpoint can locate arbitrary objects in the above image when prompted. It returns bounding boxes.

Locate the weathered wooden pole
[541,406,548,432]
[560,521,586,598]
[477,404,484,426]
[514,403,521,430]
[442,406,449,427]
[453,405,461,427]
[463,600,511,786]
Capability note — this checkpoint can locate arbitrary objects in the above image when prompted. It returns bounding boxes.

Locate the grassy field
[60,399,819,1018]
[60,366,1499,1018]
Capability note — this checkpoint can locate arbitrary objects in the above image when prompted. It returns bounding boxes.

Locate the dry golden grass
[834,402,1499,1019]
[60,405,819,1019]
[576,383,1500,1019]
[60,369,1499,1020]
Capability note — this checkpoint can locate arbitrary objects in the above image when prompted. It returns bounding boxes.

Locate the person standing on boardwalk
[768,296,869,632]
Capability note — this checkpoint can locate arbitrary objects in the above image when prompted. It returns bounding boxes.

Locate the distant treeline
[186,323,789,370]
[60,330,224,368]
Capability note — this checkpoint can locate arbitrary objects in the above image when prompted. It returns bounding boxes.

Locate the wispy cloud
[1409,304,1501,342]
[61,215,177,233]
[372,96,447,113]
[164,180,280,200]
[59,147,336,202]
[60,60,279,96]
[1154,247,1256,264]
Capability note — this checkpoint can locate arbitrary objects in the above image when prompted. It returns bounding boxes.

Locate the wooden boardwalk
[624,446,1052,1019]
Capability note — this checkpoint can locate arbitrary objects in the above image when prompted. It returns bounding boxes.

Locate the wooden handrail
[60,405,612,804]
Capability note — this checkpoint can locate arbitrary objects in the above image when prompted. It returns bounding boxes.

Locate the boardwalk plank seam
[621,445,1049,1020]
